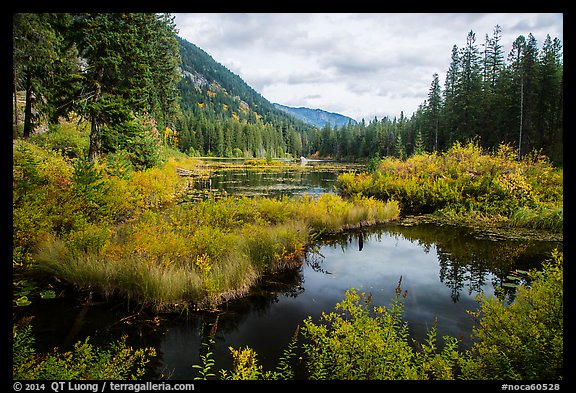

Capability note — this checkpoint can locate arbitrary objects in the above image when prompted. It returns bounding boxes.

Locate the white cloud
[174,13,563,122]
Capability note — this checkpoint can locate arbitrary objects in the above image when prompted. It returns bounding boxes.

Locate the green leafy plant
[460,249,563,380]
[13,323,156,380]
[300,281,460,380]
[192,338,217,380]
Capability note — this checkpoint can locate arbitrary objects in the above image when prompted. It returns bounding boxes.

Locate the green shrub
[300,284,460,380]
[13,323,156,380]
[29,120,90,159]
[104,150,134,179]
[13,141,76,264]
[100,119,161,170]
[336,141,563,230]
[460,249,563,380]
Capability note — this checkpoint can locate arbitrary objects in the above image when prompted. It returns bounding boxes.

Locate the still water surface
[17,162,562,379]
[156,223,560,378]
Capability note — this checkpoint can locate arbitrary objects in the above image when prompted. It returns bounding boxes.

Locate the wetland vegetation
[13,123,563,381]
[13,13,563,382]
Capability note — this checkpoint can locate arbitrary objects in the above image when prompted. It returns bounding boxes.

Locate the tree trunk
[23,75,33,139]
[88,67,104,162]
[88,115,100,162]
[13,75,19,133]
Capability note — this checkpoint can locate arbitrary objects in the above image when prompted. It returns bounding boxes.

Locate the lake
[15,161,562,380]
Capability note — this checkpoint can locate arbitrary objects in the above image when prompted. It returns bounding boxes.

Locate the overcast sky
[173,13,563,122]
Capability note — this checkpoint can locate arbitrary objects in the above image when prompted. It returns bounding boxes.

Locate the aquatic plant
[13,323,156,380]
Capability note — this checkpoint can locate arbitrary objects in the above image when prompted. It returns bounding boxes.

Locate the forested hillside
[175,36,314,158]
[13,16,562,164]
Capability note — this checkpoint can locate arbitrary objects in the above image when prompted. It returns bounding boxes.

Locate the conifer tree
[427,73,442,152]
[70,13,179,162]
[13,13,75,138]
[536,35,563,162]
[457,30,483,139]
[442,45,461,147]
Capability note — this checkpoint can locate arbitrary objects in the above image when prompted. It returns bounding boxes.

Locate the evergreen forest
[12,13,564,383]
[14,15,563,165]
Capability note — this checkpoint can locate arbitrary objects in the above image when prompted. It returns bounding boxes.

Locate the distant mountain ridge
[177,36,313,131]
[273,103,357,128]
[177,36,356,132]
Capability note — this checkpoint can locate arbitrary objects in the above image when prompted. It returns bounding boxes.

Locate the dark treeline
[13,16,563,165]
[313,27,563,164]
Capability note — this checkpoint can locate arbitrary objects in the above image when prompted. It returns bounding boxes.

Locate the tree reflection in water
[309,222,561,304]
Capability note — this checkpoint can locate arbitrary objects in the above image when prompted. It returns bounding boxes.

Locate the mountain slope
[176,36,312,131]
[273,103,357,128]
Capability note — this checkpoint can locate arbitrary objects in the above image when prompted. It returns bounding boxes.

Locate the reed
[33,194,399,311]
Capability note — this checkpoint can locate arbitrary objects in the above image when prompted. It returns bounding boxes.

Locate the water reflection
[156,222,561,379]
[196,168,341,199]
[158,269,307,379]
[16,220,562,380]
[313,223,561,304]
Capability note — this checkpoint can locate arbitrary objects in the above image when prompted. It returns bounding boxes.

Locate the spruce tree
[536,35,563,163]
[457,30,483,140]
[427,73,442,152]
[70,13,179,162]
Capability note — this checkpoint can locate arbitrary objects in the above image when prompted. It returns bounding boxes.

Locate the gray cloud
[286,70,331,85]
[174,13,563,121]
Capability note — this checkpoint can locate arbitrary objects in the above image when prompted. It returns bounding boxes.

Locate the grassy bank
[33,194,399,311]
[13,125,399,311]
[336,141,563,233]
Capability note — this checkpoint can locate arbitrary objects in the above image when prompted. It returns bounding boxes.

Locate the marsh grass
[33,194,400,311]
[16,124,399,311]
[509,205,563,232]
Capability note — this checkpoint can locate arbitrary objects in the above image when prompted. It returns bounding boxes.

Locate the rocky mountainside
[177,36,355,131]
[177,36,311,130]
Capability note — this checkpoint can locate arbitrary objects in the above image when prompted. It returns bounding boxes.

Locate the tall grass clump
[32,194,399,311]
[508,206,563,232]
[336,141,563,231]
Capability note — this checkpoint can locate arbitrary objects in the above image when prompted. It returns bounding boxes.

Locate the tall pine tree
[70,13,179,162]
